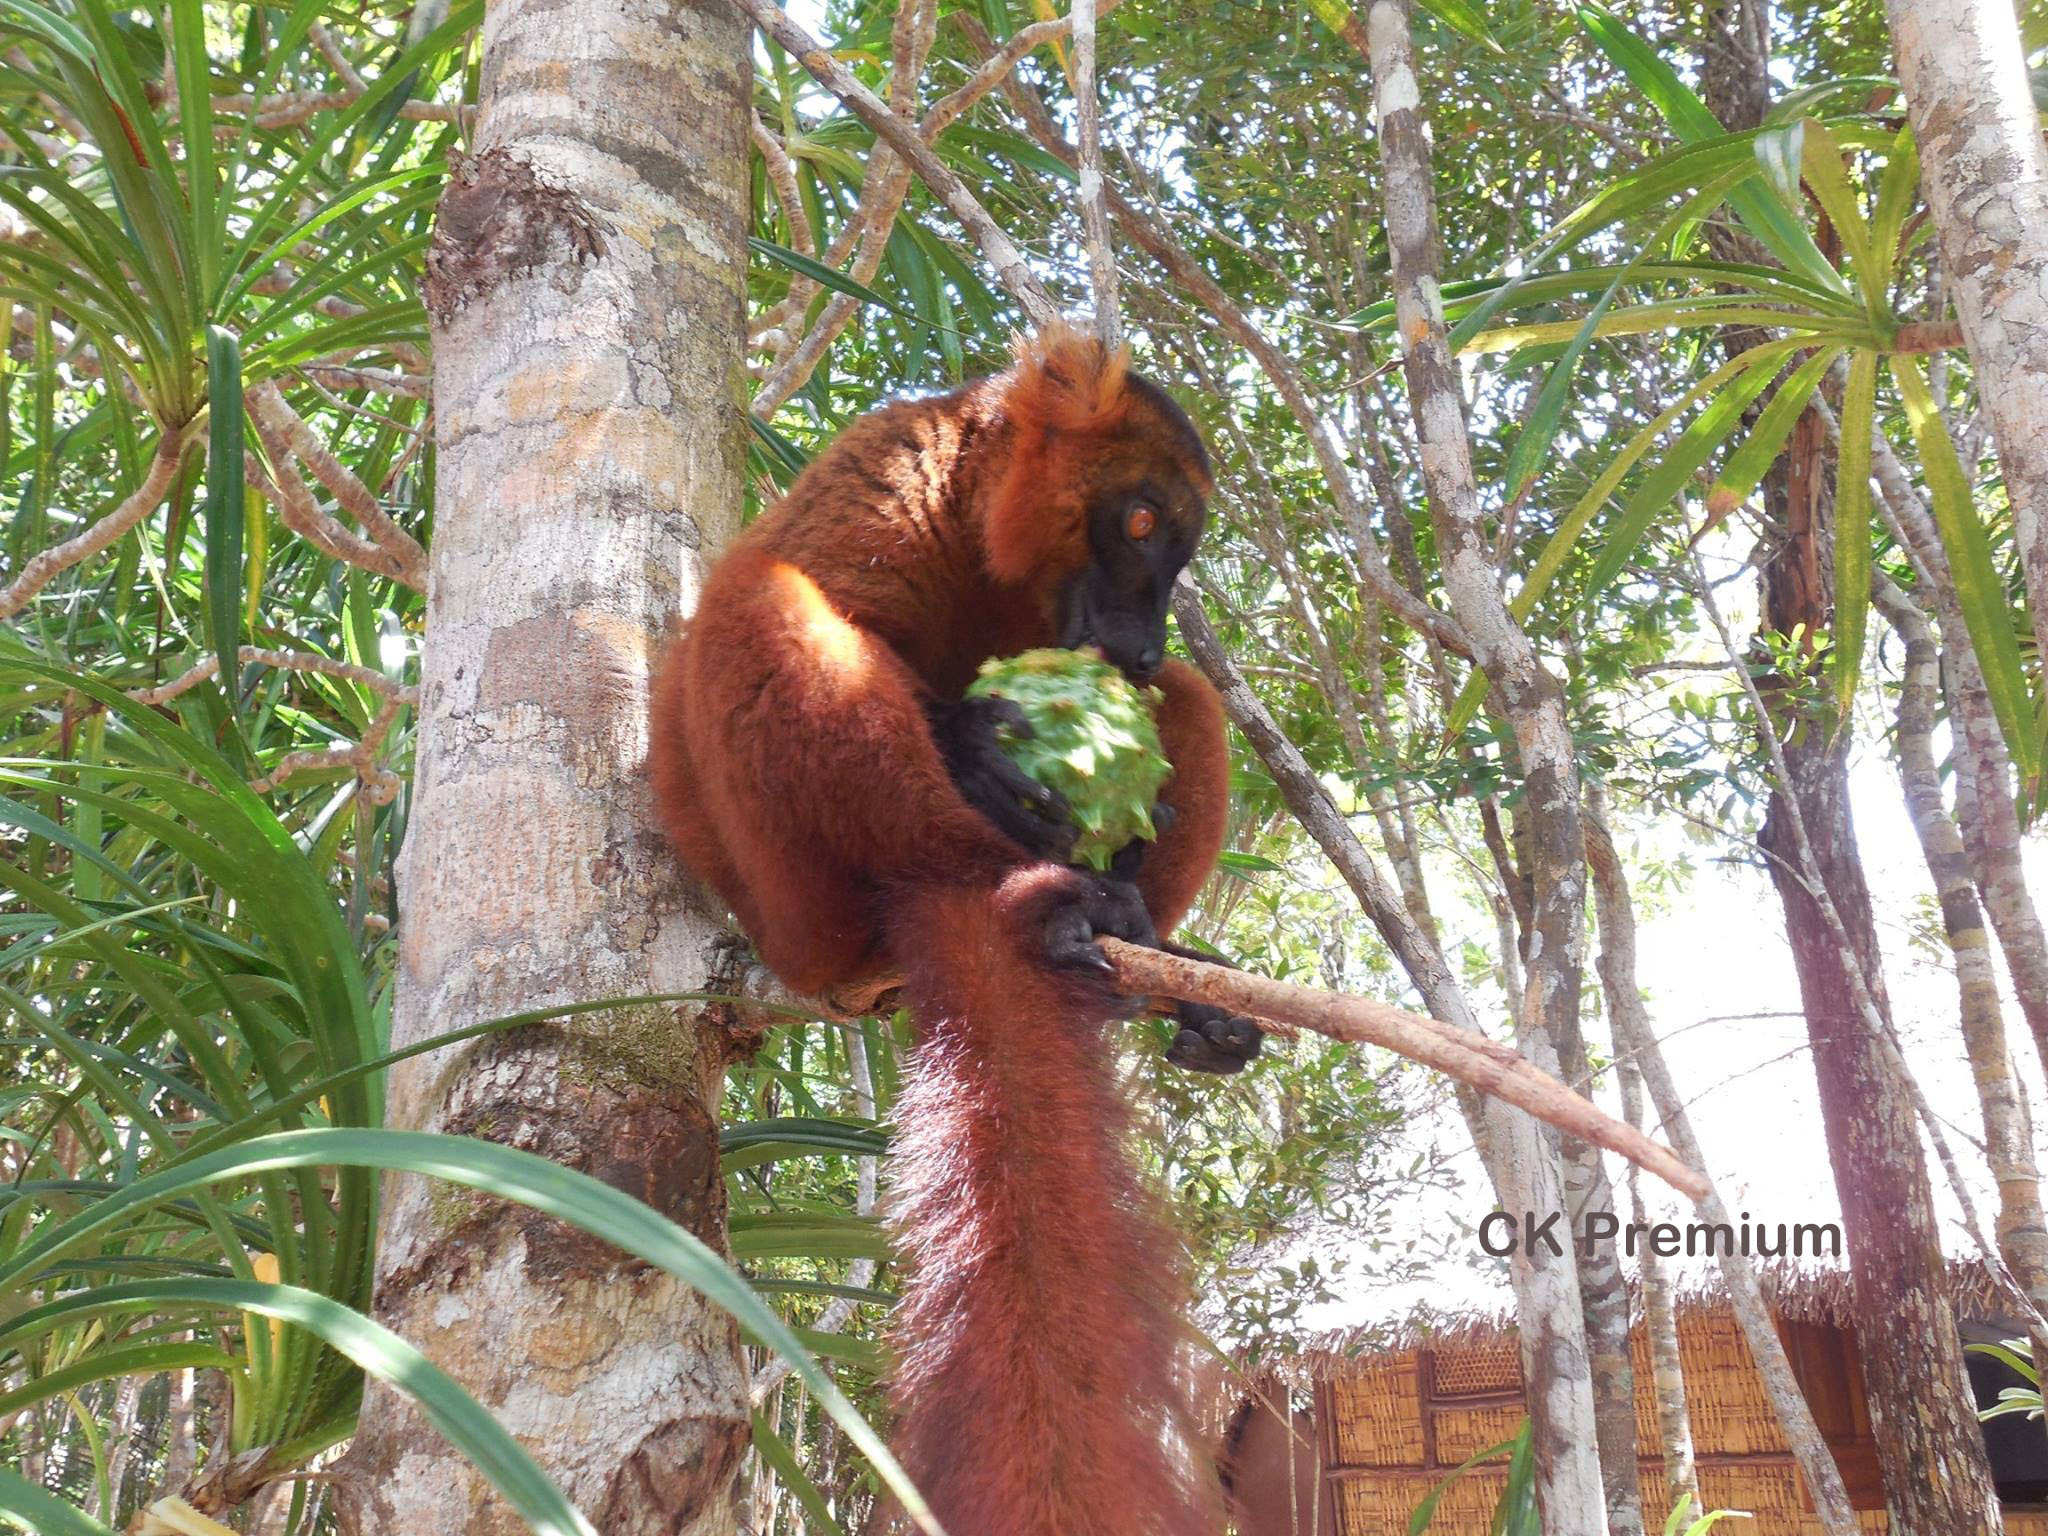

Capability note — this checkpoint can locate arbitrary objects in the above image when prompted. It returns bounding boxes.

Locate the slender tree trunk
[1884,0,2048,675]
[1872,573,2048,1378]
[1617,1058,1697,1518]
[1757,410,2001,1534]
[1362,5,1612,1529]
[339,1,753,1530]
[1861,423,2048,1076]
[1583,786,1856,1536]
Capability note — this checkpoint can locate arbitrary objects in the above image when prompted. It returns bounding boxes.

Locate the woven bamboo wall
[1308,1305,2041,1536]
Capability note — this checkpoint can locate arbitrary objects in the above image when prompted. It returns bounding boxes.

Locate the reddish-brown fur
[649,326,1228,1534]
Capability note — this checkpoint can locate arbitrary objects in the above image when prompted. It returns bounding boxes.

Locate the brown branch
[247,695,405,804]
[0,432,188,620]
[246,442,422,591]
[300,361,430,401]
[248,382,428,587]
[731,0,1059,328]
[751,116,815,262]
[1891,319,1965,354]
[1099,938,1705,1200]
[128,647,418,708]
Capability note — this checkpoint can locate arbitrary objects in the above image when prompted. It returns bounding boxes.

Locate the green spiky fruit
[965,647,1172,872]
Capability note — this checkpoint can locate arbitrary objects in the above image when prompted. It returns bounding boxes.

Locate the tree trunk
[1872,572,2048,1395]
[1861,424,2048,1077]
[1362,5,1609,1528]
[338,1,753,1530]
[1583,785,1856,1536]
[1617,1058,1697,1518]
[1884,0,2048,677]
[1758,410,2001,1534]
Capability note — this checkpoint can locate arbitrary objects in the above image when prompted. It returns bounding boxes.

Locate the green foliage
[1966,1338,2044,1424]
[966,647,1173,871]
[1661,1493,1754,1535]
[1408,1417,1537,1536]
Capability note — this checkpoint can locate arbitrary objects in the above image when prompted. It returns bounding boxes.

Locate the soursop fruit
[965,647,1171,872]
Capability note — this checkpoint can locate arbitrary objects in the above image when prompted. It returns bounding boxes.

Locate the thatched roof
[1242,1257,2020,1384]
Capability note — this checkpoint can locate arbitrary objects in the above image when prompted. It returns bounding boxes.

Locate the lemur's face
[1055,379,1211,682]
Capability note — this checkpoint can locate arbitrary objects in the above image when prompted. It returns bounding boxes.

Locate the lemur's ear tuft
[1001,319,1135,433]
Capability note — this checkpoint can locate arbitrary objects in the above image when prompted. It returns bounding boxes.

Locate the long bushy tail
[883,872,1219,1536]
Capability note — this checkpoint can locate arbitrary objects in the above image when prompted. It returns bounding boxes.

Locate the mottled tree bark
[1361,5,1615,1530]
[1757,411,2001,1535]
[1884,0,2048,676]
[1871,573,2048,1392]
[338,1,753,1530]
[1860,422,2048,1078]
[1583,787,1855,1536]
[1616,1059,1697,1517]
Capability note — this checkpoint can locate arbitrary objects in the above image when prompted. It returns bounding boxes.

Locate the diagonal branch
[0,432,188,620]
[730,0,1059,328]
[1099,938,1706,1201]
[246,441,422,591]
[248,382,428,588]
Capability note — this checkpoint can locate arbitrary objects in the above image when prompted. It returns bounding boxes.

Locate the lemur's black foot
[1167,1001,1263,1075]
[1040,873,1158,1015]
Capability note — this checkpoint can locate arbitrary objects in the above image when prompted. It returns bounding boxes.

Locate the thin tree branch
[0,432,188,620]
[732,0,1059,327]
[247,382,428,587]
[127,647,418,708]
[1070,0,1120,347]
[247,695,405,804]
[246,441,422,591]
[1110,939,1703,1197]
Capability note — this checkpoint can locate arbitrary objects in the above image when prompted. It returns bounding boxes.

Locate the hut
[1222,1265,2048,1535]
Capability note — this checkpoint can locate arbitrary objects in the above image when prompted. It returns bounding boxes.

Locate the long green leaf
[749,235,964,336]
[1576,3,1846,295]
[203,326,245,713]
[169,0,218,297]
[752,1412,850,1536]
[1445,339,1805,733]
[1893,356,2039,787]
[0,1128,937,1533]
[1582,360,1785,600]
[1707,345,1844,514]
[0,1340,237,1419]
[1870,124,1920,292]
[1,1280,592,1536]
[0,1468,115,1536]
[1832,349,1878,721]
[1502,180,1751,498]
[1797,119,1881,319]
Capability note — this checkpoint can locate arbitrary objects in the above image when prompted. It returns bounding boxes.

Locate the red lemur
[649,324,1257,1536]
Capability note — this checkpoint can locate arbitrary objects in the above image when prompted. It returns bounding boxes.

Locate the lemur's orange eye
[1126,505,1158,541]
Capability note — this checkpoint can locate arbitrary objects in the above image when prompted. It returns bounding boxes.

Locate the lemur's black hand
[930,695,1077,862]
